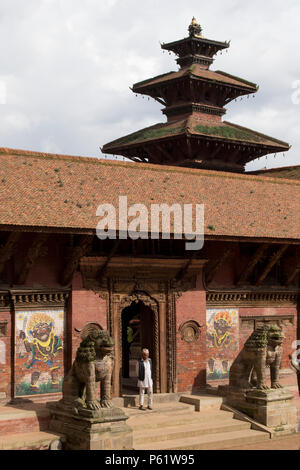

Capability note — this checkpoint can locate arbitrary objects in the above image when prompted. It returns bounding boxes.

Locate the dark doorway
[121,300,155,393]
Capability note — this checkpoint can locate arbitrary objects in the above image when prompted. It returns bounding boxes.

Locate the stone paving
[227,433,300,450]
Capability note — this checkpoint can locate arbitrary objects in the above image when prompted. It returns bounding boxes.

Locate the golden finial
[188,17,202,37]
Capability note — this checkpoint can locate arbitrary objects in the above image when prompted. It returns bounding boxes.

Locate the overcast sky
[0,0,299,171]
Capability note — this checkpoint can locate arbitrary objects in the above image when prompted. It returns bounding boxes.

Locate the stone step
[112,392,181,408]
[0,431,64,450]
[180,394,224,411]
[133,419,251,444]
[121,401,196,417]
[134,428,270,450]
[0,405,51,435]
[126,410,236,431]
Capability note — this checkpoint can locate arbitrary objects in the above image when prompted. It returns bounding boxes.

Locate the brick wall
[176,273,207,392]
[239,307,298,369]
[70,272,107,363]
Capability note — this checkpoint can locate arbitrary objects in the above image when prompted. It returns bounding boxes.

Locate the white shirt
[137,359,153,388]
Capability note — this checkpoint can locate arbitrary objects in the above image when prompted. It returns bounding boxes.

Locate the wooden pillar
[158,300,167,393]
[111,294,121,398]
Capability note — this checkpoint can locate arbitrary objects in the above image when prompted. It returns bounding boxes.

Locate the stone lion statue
[229,324,284,390]
[61,325,115,412]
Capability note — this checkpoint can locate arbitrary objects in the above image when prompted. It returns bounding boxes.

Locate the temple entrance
[109,282,181,397]
[121,300,155,393]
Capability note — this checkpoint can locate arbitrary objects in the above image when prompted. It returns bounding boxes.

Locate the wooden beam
[186,137,193,160]
[98,239,121,280]
[153,96,166,106]
[131,157,147,163]
[155,143,173,163]
[285,248,300,286]
[208,142,222,160]
[175,249,202,282]
[255,244,289,287]
[0,232,21,275]
[174,138,189,163]
[285,264,300,286]
[236,243,269,286]
[226,147,241,164]
[141,146,158,164]
[61,235,93,286]
[205,245,234,284]
[16,233,49,285]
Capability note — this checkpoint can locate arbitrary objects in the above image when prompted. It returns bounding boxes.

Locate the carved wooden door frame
[107,282,178,397]
[117,291,160,393]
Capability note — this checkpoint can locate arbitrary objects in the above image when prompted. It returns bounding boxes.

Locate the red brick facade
[176,275,207,392]
[70,272,107,363]
[239,307,297,369]
[0,237,299,405]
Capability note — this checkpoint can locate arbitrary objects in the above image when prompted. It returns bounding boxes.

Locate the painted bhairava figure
[229,324,284,390]
[61,324,115,412]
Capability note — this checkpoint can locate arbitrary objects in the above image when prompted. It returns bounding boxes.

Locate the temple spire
[188,17,203,38]
[102,21,290,173]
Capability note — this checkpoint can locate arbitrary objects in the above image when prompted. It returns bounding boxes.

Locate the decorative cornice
[98,291,109,301]
[163,103,225,118]
[206,290,299,307]
[0,291,11,310]
[10,289,70,309]
[176,55,213,68]
[240,315,295,329]
[80,256,204,289]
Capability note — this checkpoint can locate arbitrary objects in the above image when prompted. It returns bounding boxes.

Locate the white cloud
[0,0,298,170]
[0,79,6,104]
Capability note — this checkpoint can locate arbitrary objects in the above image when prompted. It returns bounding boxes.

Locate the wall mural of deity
[15,309,64,396]
[206,309,239,380]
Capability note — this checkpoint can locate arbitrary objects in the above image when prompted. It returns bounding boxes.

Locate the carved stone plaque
[179,320,201,343]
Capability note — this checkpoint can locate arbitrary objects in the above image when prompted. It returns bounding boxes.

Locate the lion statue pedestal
[226,388,297,433]
[226,325,298,434]
[47,403,132,450]
[47,324,132,450]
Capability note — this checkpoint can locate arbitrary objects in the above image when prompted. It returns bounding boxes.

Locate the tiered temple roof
[250,165,300,180]
[102,18,290,172]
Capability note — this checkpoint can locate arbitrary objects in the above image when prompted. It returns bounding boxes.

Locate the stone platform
[0,403,63,450]
[226,388,298,433]
[47,401,133,450]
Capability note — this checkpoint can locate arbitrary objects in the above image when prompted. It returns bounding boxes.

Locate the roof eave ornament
[188,17,203,38]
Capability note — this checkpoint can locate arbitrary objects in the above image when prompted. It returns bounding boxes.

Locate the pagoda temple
[102,18,290,173]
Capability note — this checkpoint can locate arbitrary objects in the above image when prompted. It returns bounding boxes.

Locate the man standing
[137,348,153,410]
